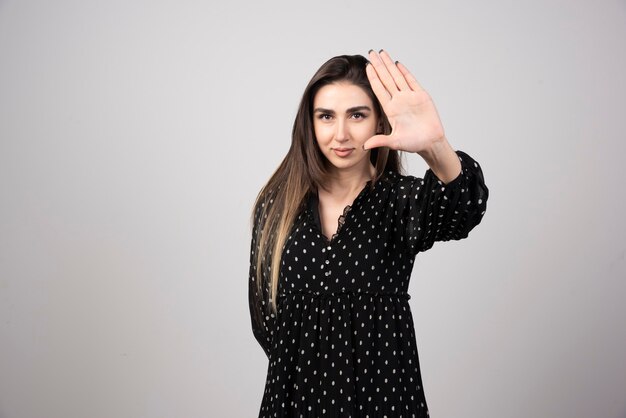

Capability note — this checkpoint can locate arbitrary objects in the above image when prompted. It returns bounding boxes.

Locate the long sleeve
[396,150,488,257]
[248,203,276,360]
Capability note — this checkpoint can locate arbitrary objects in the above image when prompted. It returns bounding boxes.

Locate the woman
[248,49,488,417]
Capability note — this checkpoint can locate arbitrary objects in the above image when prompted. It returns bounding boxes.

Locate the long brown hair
[251,54,403,314]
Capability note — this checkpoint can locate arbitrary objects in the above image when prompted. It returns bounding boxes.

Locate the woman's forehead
[313,82,373,109]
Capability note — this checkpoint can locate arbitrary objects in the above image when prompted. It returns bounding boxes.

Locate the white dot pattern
[249,151,488,417]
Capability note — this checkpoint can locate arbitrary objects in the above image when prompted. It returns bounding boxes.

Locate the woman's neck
[322,163,376,201]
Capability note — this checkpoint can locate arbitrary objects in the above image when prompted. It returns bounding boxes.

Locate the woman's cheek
[316,127,333,145]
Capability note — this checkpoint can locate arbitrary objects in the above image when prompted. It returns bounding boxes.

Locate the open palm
[364,50,445,153]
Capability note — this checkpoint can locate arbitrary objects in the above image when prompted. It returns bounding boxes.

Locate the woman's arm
[395,150,488,256]
[415,137,461,184]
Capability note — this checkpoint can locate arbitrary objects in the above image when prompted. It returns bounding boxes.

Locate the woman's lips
[333,148,354,157]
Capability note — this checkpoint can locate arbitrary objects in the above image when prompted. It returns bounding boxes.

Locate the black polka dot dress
[249,151,488,417]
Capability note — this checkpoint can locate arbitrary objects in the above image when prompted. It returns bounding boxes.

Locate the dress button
[325,260,330,265]
[327,246,331,251]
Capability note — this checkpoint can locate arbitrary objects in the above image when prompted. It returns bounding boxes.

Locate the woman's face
[312,82,379,174]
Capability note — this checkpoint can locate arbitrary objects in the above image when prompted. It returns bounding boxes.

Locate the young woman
[248,50,488,417]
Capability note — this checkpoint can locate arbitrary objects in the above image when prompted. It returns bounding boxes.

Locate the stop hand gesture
[364,49,461,183]
[363,49,445,153]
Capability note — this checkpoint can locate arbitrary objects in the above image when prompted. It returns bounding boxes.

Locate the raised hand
[363,50,445,153]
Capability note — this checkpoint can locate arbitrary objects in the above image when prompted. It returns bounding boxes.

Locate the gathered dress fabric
[249,151,488,417]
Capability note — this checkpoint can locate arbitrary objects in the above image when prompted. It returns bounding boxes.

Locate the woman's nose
[335,120,349,142]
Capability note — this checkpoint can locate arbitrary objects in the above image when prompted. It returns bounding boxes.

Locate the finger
[368,49,400,95]
[365,62,391,106]
[363,134,397,151]
[396,61,425,92]
[378,50,410,91]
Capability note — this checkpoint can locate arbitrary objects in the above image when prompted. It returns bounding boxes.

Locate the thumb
[363,134,391,150]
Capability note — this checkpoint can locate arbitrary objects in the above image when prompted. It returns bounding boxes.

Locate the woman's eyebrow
[313,107,335,114]
[346,105,372,113]
[313,105,372,114]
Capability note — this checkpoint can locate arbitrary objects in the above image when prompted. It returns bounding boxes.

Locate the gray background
[1,0,625,417]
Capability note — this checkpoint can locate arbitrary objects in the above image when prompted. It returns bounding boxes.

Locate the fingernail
[365,60,371,66]
[368,49,374,54]
[379,49,384,53]
[395,61,399,65]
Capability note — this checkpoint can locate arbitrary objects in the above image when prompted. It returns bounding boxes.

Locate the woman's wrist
[416,137,462,184]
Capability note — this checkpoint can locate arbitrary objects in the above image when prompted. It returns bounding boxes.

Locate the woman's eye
[351,112,365,119]
[318,114,332,120]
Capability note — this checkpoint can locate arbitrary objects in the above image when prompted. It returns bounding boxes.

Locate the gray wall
[1,0,625,417]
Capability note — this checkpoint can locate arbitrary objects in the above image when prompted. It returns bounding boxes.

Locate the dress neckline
[307,180,373,245]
